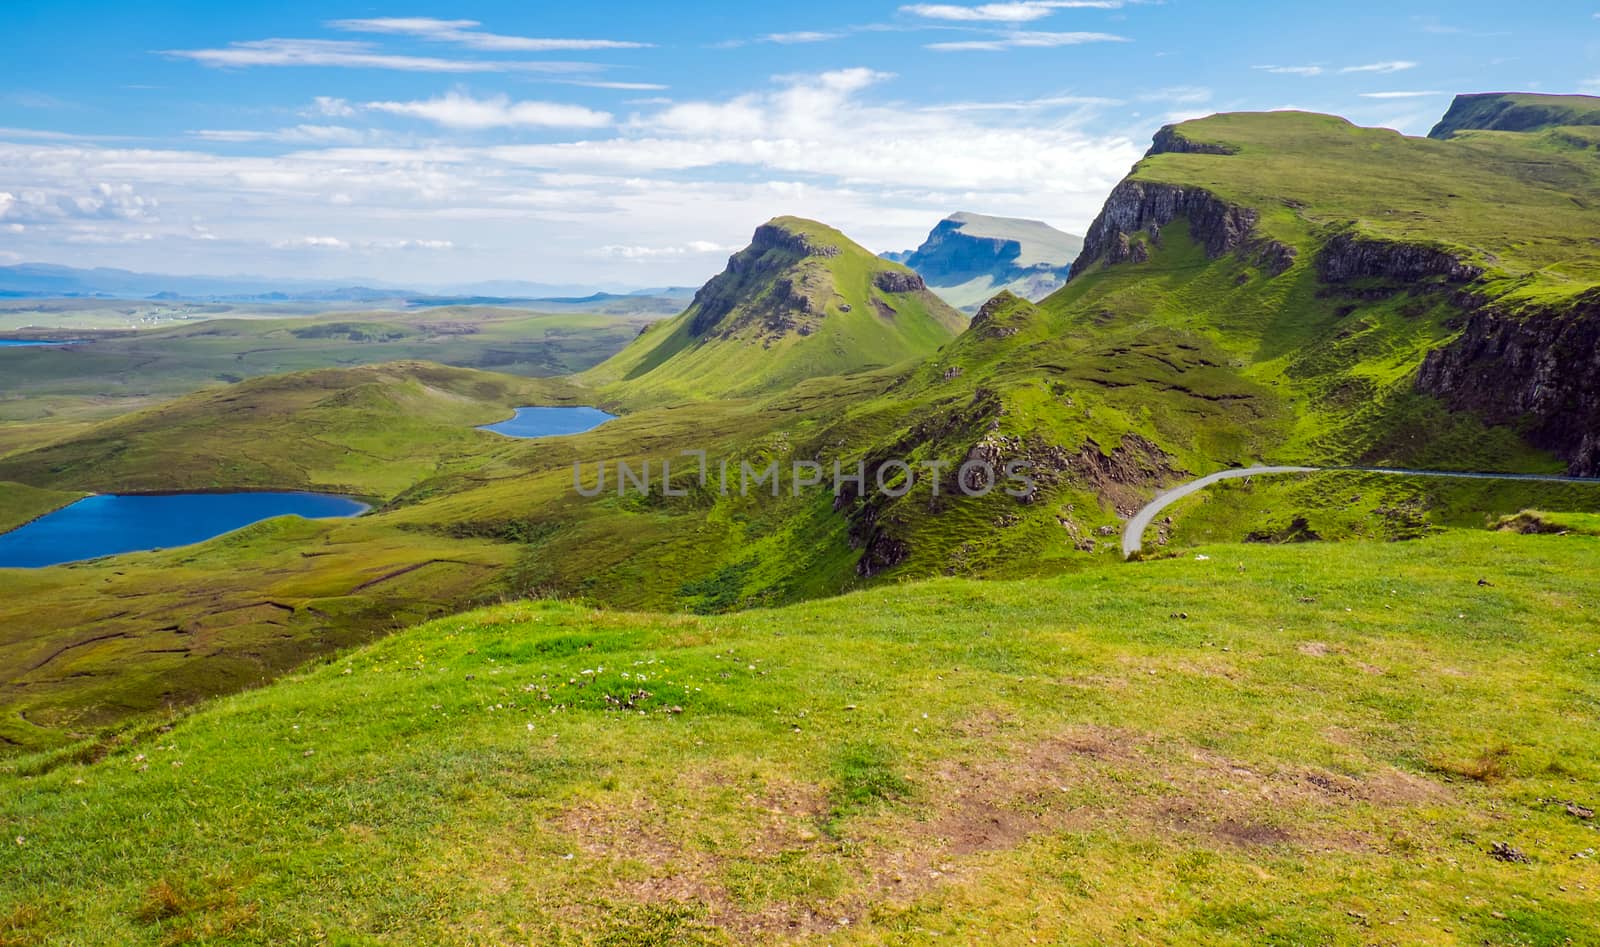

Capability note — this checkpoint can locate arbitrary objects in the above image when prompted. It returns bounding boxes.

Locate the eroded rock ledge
[1317,232,1484,284]
[1417,290,1600,475]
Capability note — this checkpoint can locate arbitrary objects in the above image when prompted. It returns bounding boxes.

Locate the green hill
[0,362,585,499]
[1429,91,1600,139]
[3,532,1598,944]
[584,217,966,402]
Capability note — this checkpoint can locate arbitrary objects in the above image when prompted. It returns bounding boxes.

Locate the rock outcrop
[1317,233,1483,284]
[1071,179,1294,279]
[872,271,926,294]
[1416,290,1600,475]
[1146,124,1238,157]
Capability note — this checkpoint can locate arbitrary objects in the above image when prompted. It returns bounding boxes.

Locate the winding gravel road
[1122,465,1600,559]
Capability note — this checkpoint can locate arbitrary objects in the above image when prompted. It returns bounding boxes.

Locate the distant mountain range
[883,212,1084,312]
[0,263,693,306]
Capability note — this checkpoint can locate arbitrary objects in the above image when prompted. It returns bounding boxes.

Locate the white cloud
[761,31,842,44]
[1137,86,1213,105]
[927,30,1129,51]
[923,94,1123,112]
[366,92,613,130]
[0,183,159,222]
[327,17,649,51]
[1358,90,1442,99]
[191,125,365,144]
[0,67,1142,284]
[1581,77,1600,94]
[307,96,355,118]
[274,235,349,250]
[903,2,1121,22]
[560,80,669,91]
[1342,60,1418,74]
[597,240,738,259]
[1253,64,1324,76]
[164,38,601,73]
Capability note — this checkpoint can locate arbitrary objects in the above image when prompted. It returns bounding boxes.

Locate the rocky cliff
[1417,291,1600,475]
[1070,179,1295,279]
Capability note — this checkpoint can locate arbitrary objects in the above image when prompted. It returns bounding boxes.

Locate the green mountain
[1428,91,1600,139]
[583,217,966,401]
[883,211,1083,312]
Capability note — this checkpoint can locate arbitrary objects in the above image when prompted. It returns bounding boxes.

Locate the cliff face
[1070,179,1295,279]
[1316,233,1484,284]
[1417,291,1600,475]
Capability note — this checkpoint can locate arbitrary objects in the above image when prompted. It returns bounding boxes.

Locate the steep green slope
[1429,91,1600,139]
[3,533,1598,944]
[584,217,966,402]
[0,361,585,498]
[883,212,1083,311]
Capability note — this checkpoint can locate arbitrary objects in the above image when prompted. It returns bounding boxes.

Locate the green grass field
[2,531,1597,944]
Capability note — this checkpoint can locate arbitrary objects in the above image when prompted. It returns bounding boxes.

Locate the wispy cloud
[1358,90,1441,99]
[558,80,669,91]
[327,17,650,52]
[272,234,455,251]
[365,92,613,129]
[164,38,601,73]
[1253,64,1324,76]
[191,125,365,144]
[596,240,737,259]
[903,1,1121,22]
[927,30,1129,51]
[761,31,843,44]
[922,93,1122,111]
[1342,60,1417,74]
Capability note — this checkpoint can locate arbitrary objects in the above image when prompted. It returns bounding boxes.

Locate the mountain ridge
[584,216,966,401]
[883,212,1083,312]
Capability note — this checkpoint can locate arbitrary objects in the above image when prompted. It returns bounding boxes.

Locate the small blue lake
[0,492,369,568]
[479,406,615,439]
[0,339,76,347]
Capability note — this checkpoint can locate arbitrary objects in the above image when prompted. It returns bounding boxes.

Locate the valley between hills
[2,93,1600,944]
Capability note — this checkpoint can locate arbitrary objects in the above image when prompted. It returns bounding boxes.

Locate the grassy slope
[1429,92,1600,139]
[1131,111,1600,299]
[3,533,1598,944]
[0,361,585,499]
[0,306,648,459]
[0,481,84,534]
[584,218,965,403]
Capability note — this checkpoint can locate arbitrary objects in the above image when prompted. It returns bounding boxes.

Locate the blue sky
[2,0,1597,287]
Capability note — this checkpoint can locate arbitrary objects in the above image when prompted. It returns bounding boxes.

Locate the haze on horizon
[2,0,1595,287]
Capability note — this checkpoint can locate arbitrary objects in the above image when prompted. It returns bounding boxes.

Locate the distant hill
[882,212,1083,312]
[1428,91,1600,139]
[0,263,667,306]
[584,216,966,400]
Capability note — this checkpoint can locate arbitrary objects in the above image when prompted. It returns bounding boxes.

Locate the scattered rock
[1489,841,1530,864]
